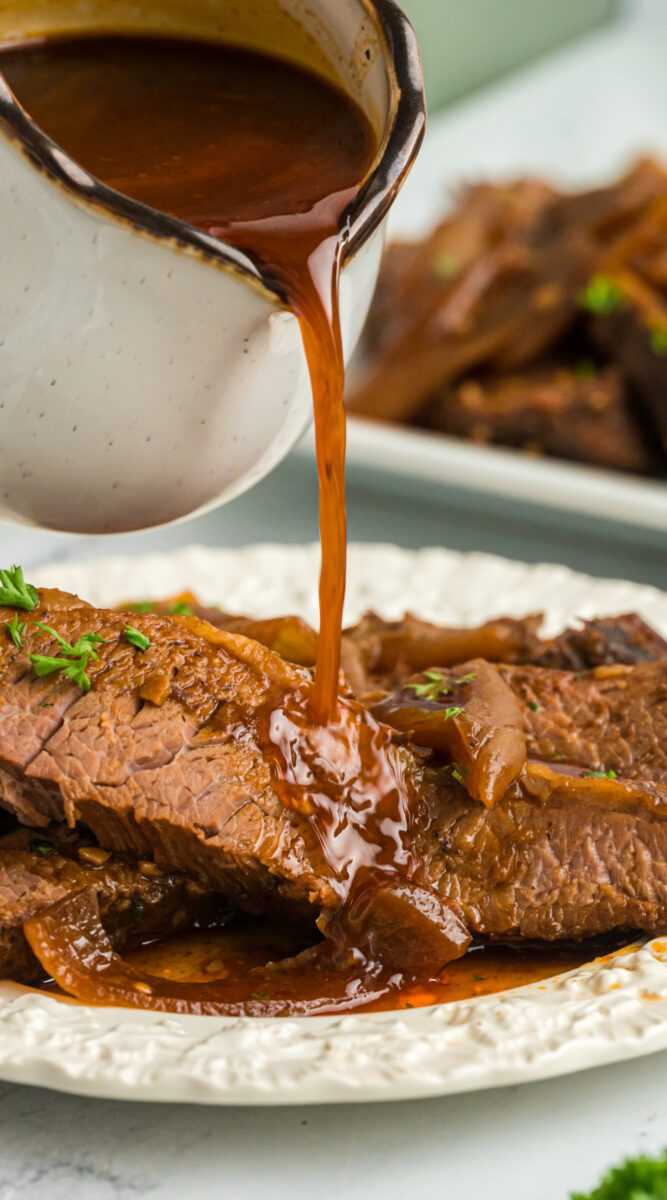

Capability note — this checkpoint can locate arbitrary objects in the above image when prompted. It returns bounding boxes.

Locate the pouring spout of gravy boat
[0,0,425,534]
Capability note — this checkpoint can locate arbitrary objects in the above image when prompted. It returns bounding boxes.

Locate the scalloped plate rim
[0,542,665,1106]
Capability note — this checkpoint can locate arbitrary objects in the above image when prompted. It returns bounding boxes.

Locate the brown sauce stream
[0,34,604,1014]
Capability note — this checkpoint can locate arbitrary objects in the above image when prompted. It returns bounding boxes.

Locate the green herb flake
[0,565,39,613]
[28,838,54,857]
[29,625,105,692]
[443,706,465,721]
[407,671,451,702]
[472,975,486,983]
[166,601,194,616]
[571,1151,667,1200]
[650,325,667,356]
[131,896,146,921]
[574,358,597,378]
[133,602,155,614]
[6,615,26,650]
[528,700,540,713]
[455,673,477,685]
[251,992,270,1001]
[577,274,626,316]
[432,252,459,282]
[442,762,469,787]
[403,1002,415,1009]
[123,626,151,653]
[584,769,618,779]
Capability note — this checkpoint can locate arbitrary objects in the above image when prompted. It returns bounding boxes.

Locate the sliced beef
[530,614,667,671]
[419,770,667,941]
[0,826,216,984]
[500,660,667,785]
[421,364,654,474]
[4,589,667,959]
[0,589,339,920]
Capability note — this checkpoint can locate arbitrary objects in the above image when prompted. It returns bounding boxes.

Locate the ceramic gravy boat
[0,0,424,534]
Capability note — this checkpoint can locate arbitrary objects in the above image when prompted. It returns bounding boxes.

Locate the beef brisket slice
[420,774,667,941]
[0,590,336,918]
[0,827,215,984]
[500,661,667,783]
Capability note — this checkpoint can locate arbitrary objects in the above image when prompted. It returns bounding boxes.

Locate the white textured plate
[1,543,667,1105]
[296,11,667,532]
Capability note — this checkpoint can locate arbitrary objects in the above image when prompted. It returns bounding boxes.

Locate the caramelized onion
[23,890,425,1016]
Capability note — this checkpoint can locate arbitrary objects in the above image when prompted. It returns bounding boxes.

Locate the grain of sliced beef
[418,770,667,941]
[0,589,339,919]
[0,826,216,984]
[4,590,667,953]
[500,660,667,785]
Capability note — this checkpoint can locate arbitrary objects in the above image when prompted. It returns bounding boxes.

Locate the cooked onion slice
[23,890,398,1016]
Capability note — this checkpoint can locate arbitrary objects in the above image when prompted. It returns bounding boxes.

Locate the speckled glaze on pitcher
[0,0,424,534]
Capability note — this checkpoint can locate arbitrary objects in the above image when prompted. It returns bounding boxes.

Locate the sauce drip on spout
[0,34,370,720]
[1,34,474,1010]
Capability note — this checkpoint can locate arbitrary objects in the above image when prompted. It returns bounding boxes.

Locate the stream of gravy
[0,34,598,1013]
[0,33,368,719]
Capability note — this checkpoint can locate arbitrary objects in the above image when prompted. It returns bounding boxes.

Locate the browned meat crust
[0,826,217,984]
[421,365,654,474]
[347,157,667,476]
[419,773,667,941]
[3,589,667,957]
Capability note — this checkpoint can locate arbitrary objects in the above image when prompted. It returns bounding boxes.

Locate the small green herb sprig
[571,1151,667,1200]
[0,565,38,612]
[6,615,26,650]
[577,274,627,316]
[29,624,105,693]
[441,762,469,786]
[584,769,618,780]
[123,626,151,653]
[406,671,476,704]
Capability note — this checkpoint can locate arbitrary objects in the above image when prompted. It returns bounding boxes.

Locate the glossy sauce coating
[0,38,596,1015]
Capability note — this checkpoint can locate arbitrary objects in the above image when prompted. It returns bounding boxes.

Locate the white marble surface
[0,1050,665,1200]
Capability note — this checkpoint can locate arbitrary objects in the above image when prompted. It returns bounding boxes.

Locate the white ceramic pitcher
[0,0,424,534]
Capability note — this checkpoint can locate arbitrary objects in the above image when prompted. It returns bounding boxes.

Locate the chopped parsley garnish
[29,625,106,693]
[472,975,486,983]
[166,601,193,616]
[650,325,667,356]
[6,616,25,650]
[571,1151,667,1200]
[577,274,626,316]
[0,565,38,612]
[442,762,469,786]
[28,838,54,857]
[407,671,450,702]
[575,358,597,378]
[133,602,155,614]
[584,769,618,779]
[527,700,540,713]
[432,252,459,281]
[131,896,146,921]
[443,706,465,721]
[123,626,151,653]
[251,992,270,1001]
[407,671,474,704]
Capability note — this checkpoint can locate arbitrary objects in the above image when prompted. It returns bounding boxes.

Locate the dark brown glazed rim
[0,0,426,305]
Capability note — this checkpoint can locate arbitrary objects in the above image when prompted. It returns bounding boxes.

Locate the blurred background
[5,0,666,589]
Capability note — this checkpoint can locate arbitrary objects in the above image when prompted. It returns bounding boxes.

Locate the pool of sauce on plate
[1,36,599,1016]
